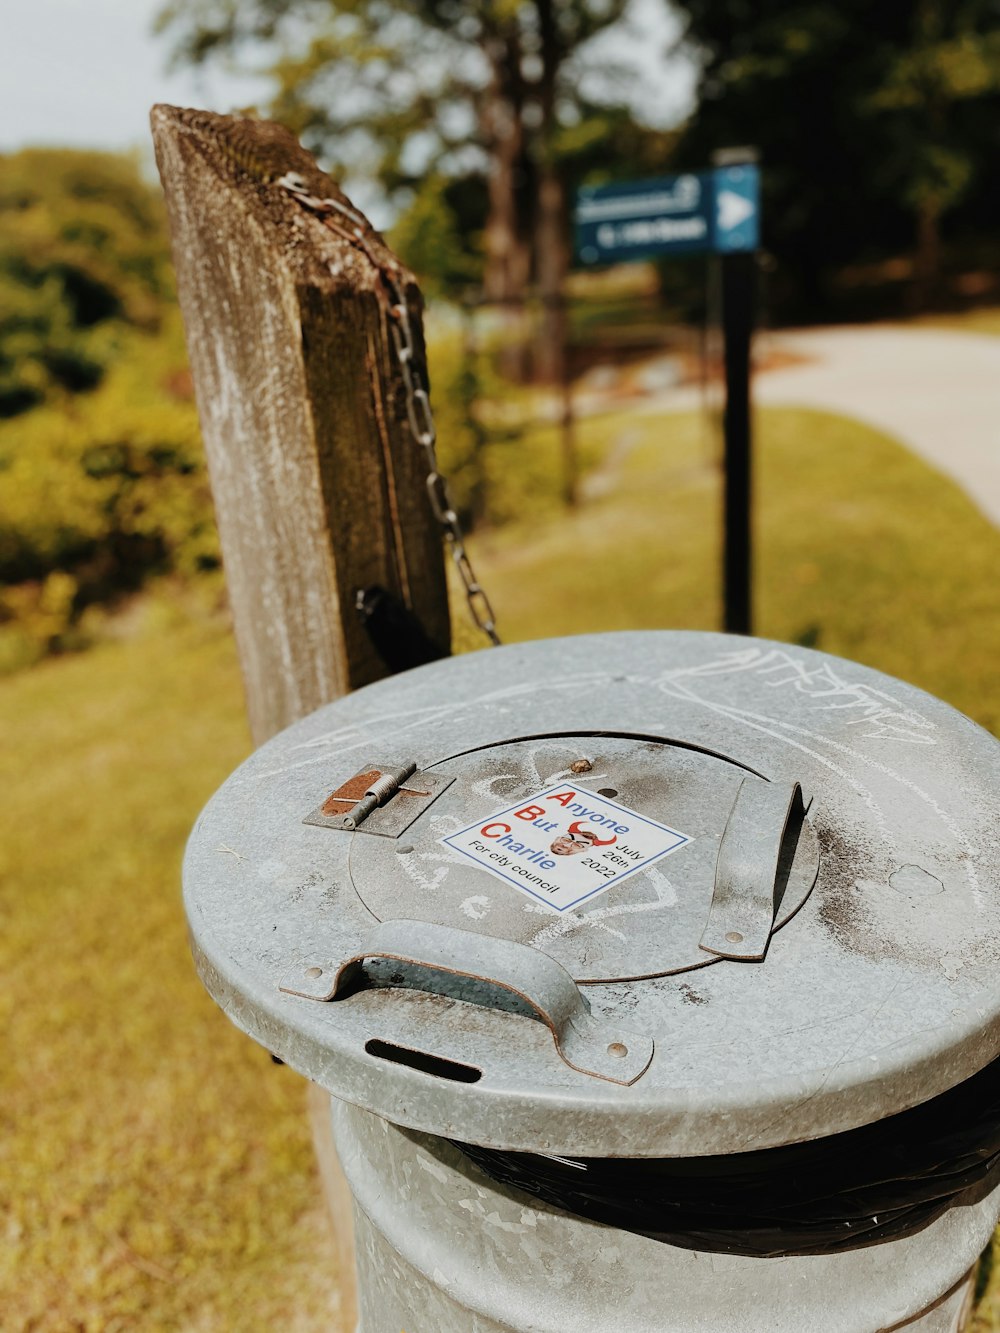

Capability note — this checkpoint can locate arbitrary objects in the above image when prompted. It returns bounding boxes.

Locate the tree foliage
[0,149,173,417]
[155,0,674,307]
[155,0,638,189]
[0,147,539,671]
[0,151,216,669]
[0,318,219,671]
[675,0,1000,312]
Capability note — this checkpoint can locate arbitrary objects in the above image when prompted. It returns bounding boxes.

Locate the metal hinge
[303,761,453,838]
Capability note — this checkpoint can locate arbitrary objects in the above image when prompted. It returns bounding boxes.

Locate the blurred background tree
[675,0,1000,317]
[0,149,217,671]
[154,0,677,376]
[3,0,1000,671]
[867,2,1000,310]
[0,149,171,417]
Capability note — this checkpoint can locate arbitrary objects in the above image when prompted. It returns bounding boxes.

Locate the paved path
[630,325,1000,526]
[751,326,1000,527]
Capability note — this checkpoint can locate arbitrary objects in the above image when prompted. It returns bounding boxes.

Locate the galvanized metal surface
[344,735,819,980]
[700,777,807,959]
[279,918,654,1084]
[183,631,1000,1155]
[336,1099,987,1333]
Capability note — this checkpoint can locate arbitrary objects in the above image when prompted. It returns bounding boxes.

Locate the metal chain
[277,172,501,647]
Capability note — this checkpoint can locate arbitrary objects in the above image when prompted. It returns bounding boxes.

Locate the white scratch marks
[460,895,490,920]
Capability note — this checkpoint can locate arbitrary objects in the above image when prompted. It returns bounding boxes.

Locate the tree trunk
[532,0,575,499]
[481,39,531,308]
[534,0,571,390]
[534,166,570,383]
[482,115,530,305]
[481,35,532,381]
[535,166,576,505]
[912,198,942,313]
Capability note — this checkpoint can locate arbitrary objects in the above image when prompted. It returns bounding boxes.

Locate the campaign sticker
[440,784,692,914]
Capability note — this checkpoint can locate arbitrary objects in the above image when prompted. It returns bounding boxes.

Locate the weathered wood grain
[152,105,456,1328]
[151,104,450,747]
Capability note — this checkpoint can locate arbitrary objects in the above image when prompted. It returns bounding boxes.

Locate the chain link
[278,172,501,648]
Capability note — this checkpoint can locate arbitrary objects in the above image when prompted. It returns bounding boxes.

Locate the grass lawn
[913,305,1000,338]
[467,405,1000,736]
[0,620,343,1331]
[4,406,1000,1329]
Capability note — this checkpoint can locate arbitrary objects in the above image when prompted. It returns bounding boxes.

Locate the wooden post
[152,104,452,1328]
[151,104,450,746]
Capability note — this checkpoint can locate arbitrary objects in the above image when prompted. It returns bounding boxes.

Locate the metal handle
[699,779,806,961]
[280,919,653,1086]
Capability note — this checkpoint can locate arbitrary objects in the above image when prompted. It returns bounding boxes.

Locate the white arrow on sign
[717,189,755,231]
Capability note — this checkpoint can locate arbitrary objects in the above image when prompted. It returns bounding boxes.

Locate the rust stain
[322,770,381,814]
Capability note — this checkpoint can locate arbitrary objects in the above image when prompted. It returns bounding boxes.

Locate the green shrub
[0,146,592,672]
[0,317,216,666]
[0,148,171,418]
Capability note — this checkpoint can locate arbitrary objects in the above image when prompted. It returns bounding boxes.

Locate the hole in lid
[607,1042,629,1058]
[364,1039,482,1083]
[305,966,324,978]
[725,931,744,944]
[597,787,618,799]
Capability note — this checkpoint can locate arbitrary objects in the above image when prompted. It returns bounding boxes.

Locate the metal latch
[699,778,810,961]
[303,761,453,838]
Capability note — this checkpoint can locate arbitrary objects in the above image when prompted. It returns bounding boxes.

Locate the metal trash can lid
[184,631,1000,1156]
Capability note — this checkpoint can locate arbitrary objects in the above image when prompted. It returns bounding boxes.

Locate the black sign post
[718,247,756,634]
[713,147,759,636]
[575,150,761,636]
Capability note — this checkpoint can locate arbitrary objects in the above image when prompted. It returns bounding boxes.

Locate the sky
[0,0,694,164]
[0,0,270,157]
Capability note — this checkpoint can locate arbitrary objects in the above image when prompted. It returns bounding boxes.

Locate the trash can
[184,631,1000,1332]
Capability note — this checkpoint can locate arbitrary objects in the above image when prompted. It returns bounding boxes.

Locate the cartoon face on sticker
[440,784,692,913]
[550,828,597,856]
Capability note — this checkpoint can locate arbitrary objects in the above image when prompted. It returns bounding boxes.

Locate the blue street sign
[575,164,760,265]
